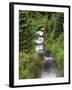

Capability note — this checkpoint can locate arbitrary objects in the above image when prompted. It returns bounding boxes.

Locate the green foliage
[19,10,64,78]
[27,54,43,78]
[19,11,47,53]
[19,52,43,79]
[44,13,64,76]
[19,11,36,53]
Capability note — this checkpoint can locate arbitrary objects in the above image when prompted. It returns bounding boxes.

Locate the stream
[35,28,59,78]
[39,60,58,78]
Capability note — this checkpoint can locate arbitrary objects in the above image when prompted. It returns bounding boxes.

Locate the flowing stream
[35,29,59,78]
[39,59,58,78]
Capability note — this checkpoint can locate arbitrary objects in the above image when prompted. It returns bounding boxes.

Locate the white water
[39,61,58,78]
[44,56,53,61]
[35,30,58,78]
[35,37,44,44]
[36,31,44,36]
[35,45,44,53]
[35,30,44,53]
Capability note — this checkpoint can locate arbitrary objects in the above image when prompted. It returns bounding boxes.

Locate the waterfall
[35,28,58,78]
[35,30,44,54]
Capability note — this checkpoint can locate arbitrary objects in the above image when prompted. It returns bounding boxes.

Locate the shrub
[19,52,43,79]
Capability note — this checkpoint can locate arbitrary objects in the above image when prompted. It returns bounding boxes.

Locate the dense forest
[19,10,64,79]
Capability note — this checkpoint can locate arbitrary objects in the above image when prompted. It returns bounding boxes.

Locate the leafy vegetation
[19,52,43,79]
[19,10,64,79]
[44,13,64,76]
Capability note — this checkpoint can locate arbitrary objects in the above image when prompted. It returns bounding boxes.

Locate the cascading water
[35,27,58,78]
[35,29,44,54]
